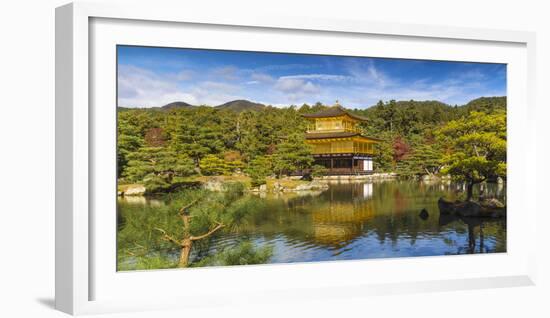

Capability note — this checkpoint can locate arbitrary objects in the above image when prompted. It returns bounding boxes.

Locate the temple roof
[305,132,382,141]
[302,105,369,121]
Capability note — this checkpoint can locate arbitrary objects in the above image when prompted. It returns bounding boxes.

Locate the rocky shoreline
[438,197,506,218]
[317,172,398,181]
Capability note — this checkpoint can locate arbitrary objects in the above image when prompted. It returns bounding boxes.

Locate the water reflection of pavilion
[300,182,376,246]
[278,181,506,254]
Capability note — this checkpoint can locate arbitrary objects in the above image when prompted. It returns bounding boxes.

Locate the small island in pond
[116,45,507,271]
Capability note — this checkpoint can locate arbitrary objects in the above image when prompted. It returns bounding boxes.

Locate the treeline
[118,105,315,190]
[118,96,506,198]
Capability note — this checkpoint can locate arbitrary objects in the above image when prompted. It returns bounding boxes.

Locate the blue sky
[117,45,506,108]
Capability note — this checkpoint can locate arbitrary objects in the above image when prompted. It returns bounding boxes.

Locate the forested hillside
[118,96,506,193]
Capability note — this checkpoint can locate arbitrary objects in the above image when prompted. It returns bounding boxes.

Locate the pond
[117,180,506,269]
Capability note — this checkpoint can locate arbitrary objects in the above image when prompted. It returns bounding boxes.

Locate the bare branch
[155,228,183,246]
[190,222,225,241]
[473,144,480,157]
[179,197,202,215]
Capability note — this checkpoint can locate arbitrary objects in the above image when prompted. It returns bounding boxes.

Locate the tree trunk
[466,181,474,201]
[179,239,192,267]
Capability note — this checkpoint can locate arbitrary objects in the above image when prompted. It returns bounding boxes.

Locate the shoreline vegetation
[117,96,507,270]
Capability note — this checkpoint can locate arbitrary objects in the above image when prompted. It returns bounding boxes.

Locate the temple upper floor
[302,104,369,134]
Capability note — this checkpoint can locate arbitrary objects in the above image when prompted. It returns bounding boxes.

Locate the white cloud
[118,59,504,109]
[345,60,393,88]
[118,65,243,107]
[118,65,192,107]
[250,72,275,83]
[212,66,239,80]
[274,77,320,102]
[173,69,194,81]
[188,81,243,106]
[275,78,318,93]
[279,74,350,82]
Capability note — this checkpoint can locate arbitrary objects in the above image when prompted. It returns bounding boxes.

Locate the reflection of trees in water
[256,181,506,253]
[438,214,506,254]
[117,181,506,268]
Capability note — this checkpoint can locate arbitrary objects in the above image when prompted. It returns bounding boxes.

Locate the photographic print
[116,46,506,271]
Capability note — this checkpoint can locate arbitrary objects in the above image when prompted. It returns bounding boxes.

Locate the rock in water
[480,198,505,209]
[437,197,505,218]
[123,184,146,196]
[419,208,429,220]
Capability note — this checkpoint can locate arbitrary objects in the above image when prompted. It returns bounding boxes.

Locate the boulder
[419,208,429,220]
[273,182,284,192]
[421,174,440,183]
[259,184,267,192]
[480,198,505,209]
[438,197,505,218]
[294,181,329,191]
[123,185,146,196]
[438,197,480,216]
[203,179,224,192]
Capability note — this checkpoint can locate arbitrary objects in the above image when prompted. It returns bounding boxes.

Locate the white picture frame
[55,1,537,315]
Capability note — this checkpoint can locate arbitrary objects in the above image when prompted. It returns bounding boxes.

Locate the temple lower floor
[313,154,374,175]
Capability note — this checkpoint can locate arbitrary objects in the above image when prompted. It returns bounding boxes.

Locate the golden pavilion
[303,102,381,175]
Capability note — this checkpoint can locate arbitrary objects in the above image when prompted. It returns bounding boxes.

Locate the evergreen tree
[273,133,314,177]
[436,111,506,200]
[200,155,230,176]
[245,155,274,186]
[123,147,195,184]
[397,142,442,177]
[169,109,224,169]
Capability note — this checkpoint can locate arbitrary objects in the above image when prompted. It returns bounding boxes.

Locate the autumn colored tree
[144,127,166,147]
[392,136,411,162]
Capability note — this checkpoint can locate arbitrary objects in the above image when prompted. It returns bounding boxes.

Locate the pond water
[118,180,506,268]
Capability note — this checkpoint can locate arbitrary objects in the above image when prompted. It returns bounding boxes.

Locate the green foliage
[117,96,506,181]
[117,184,268,270]
[117,134,142,178]
[273,133,314,177]
[199,155,246,176]
[373,131,394,171]
[143,175,172,193]
[396,142,443,178]
[192,241,273,267]
[311,164,328,178]
[246,155,274,187]
[118,254,178,271]
[167,107,225,168]
[355,97,506,173]
[436,111,506,199]
[123,147,195,184]
[200,154,230,176]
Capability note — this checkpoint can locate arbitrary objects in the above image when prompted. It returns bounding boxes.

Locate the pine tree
[200,155,230,176]
[436,111,506,200]
[245,155,274,186]
[272,133,313,177]
[123,147,195,184]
